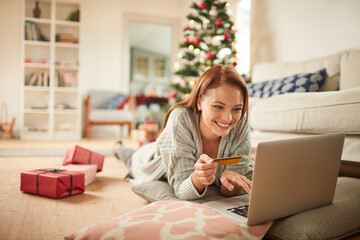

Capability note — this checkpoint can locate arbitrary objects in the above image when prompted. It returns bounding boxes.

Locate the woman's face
[198,83,244,140]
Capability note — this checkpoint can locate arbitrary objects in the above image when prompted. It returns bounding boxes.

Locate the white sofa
[249,49,360,164]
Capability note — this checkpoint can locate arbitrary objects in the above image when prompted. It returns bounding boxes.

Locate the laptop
[203,133,345,225]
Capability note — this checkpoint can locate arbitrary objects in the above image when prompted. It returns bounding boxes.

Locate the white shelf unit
[21,0,81,140]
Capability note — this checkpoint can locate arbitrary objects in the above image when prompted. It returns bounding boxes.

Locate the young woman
[115,65,252,200]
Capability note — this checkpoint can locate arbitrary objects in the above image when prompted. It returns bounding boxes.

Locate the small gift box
[138,120,159,141]
[63,145,104,172]
[20,168,85,198]
[62,164,97,186]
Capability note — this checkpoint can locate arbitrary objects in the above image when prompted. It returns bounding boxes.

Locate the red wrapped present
[20,168,84,198]
[62,164,97,186]
[63,145,104,172]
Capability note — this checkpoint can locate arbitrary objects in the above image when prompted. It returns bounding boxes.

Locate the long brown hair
[163,65,249,139]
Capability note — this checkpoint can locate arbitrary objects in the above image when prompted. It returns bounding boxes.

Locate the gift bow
[35,168,73,196]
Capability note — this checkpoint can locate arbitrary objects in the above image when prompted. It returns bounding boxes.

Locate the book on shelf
[67,10,80,22]
[56,33,78,43]
[27,72,38,86]
[24,21,49,42]
[26,71,49,86]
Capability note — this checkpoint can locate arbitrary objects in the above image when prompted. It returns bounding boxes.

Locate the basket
[0,102,15,139]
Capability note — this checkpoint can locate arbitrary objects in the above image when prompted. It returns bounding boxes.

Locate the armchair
[85,91,134,139]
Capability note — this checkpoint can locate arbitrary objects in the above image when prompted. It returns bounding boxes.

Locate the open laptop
[203,133,345,225]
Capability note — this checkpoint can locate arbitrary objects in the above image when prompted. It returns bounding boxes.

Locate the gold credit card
[213,156,242,166]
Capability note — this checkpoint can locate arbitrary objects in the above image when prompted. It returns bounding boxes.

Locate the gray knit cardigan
[129,107,252,200]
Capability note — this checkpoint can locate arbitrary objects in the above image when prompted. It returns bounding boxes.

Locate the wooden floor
[0,138,147,239]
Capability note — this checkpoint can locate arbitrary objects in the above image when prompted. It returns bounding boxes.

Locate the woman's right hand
[192,154,218,193]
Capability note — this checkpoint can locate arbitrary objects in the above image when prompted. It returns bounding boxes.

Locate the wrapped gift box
[63,145,104,172]
[138,120,159,141]
[62,164,97,186]
[20,168,84,198]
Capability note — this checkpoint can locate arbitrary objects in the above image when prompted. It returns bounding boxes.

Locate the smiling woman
[114,65,253,201]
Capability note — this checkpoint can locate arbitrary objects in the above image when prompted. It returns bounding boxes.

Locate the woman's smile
[215,121,231,129]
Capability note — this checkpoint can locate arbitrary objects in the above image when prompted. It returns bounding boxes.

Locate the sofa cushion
[132,180,228,204]
[250,87,360,134]
[65,200,272,240]
[89,109,133,122]
[252,52,342,91]
[340,50,360,90]
[101,93,129,109]
[265,177,360,240]
[250,131,360,162]
[247,68,326,98]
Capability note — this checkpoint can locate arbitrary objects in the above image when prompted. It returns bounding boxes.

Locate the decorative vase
[33,1,41,18]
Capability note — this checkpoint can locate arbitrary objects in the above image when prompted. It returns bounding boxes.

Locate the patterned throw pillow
[65,200,272,240]
[101,93,129,109]
[247,68,327,98]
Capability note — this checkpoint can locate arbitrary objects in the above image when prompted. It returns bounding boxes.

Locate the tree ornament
[169,92,176,99]
[215,19,223,26]
[184,37,192,44]
[232,62,237,67]
[206,53,214,59]
[186,25,191,30]
[223,33,229,41]
[199,2,207,9]
[209,7,217,17]
[193,37,201,46]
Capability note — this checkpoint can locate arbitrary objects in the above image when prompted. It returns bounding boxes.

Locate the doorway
[122,13,180,127]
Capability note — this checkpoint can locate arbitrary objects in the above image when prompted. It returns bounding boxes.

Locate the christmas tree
[172,0,238,102]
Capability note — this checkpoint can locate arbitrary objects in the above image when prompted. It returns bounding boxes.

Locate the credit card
[213,156,242,166]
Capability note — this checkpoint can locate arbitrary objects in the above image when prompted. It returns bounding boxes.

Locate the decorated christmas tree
[171,0,238,102]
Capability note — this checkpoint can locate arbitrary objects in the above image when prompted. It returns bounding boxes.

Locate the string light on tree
[172,0,238,102]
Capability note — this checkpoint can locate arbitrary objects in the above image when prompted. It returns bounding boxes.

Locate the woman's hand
[192,154,218,194]
[220,170,252,197]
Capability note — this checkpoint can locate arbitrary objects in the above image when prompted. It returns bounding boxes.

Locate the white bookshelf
[21,0,81,140]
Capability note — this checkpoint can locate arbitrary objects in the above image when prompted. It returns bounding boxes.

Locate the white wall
[251,0,360,65]
[0,0,22,136]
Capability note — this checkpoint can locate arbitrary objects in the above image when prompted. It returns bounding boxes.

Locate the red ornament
[232,62,237,67]
[193,37,201,46]
[215,19,223,26]
[184,37,192,44]
[223,33,229,41]
[145,120,154,125]
[206,53,214,59]
[169,92,176,99]
[199,2,207,9]
[186,25,191,30]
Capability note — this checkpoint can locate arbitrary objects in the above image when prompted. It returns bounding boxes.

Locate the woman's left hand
[220,170,252,196]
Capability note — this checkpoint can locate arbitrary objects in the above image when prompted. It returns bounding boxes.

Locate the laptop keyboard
[227,204,249,218]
